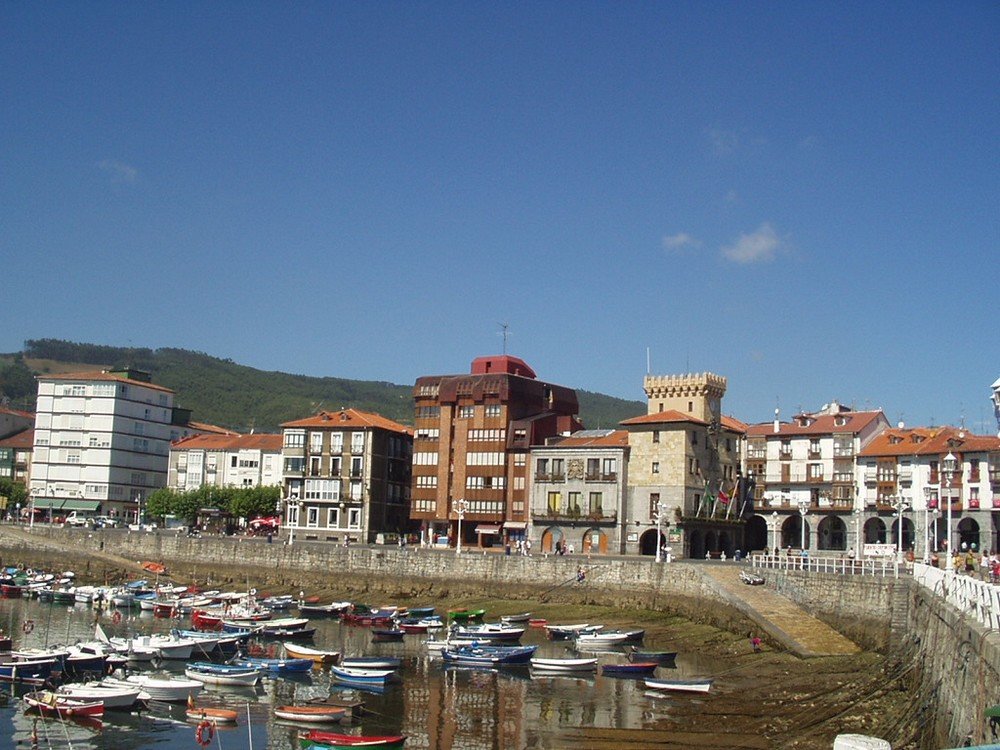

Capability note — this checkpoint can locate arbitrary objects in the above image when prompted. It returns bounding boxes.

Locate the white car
[64,511,91,527]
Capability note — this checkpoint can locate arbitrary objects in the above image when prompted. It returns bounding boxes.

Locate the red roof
[172,433,283,451]
[0,406,34,419]
[620,410,707,427]
[470,355,537,378]
[746,410,885,437]
[859,426,1000,457]
[281,408,412,436]
[552,430,630,447]
[39,370,174,394]
[0,428,34,449]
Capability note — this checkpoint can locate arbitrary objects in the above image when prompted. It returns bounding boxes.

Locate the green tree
[145,488,177,522]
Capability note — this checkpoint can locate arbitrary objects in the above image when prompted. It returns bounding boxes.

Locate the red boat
[191,609,224,631]
[341,613,394,627]
[24,690,104,718]
[299,729,406,748]
[1,584,23,598]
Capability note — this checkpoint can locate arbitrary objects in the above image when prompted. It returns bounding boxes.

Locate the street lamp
[771,511,779,554]
[455,498,469,556]
[853,507,863,557]
[287,495,300,546]
[796,498,809,553]
[653,501,668,562]
[942,451,957,574]
[922,486,933,563]
[891,495,910,566]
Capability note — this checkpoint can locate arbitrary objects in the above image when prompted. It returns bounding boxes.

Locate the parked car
[93,516,121,528]
[64,511,91,527]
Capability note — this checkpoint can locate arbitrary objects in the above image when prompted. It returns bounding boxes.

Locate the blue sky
[2,2,998,432]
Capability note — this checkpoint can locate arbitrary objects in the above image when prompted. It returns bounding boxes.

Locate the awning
[61,500,100,512]
[474,525,501,535]
[503,521,527,530]
[32,499,63,510]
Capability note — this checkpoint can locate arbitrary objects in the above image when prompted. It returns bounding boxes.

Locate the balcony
[585,472,617,482]
[533,509,617,524]
[534,473,565,482]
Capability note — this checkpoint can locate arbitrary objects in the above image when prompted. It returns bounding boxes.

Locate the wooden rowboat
[24,690,104,718]
[283,642,340,664]
[299,729,406,748]
[602,661,658,676]
[274,704,347,723]
[186,705,239,724]
[644,677,714,693]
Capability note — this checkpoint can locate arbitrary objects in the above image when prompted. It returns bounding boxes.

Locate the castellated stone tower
[642,372,727,426]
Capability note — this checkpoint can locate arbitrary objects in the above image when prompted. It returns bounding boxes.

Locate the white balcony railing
[912,563,1000,630]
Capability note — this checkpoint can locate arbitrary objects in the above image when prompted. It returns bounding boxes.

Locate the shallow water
[0,597,723,749]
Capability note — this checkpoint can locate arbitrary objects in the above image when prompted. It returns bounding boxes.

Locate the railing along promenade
[750,553,1000,631]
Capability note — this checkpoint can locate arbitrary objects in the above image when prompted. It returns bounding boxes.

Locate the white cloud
[721,223,783,264]
[707,127,739,156]
[662,232,701,251]
[97,159,138,183]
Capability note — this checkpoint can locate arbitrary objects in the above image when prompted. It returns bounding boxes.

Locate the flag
[718,489,730,505]
[705,481,717,517]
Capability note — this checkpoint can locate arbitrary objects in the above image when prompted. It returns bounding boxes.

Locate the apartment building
[29,369,187,521]
[280,408,412,544]
[622,372,746,559]
[410,355,582,549]
[528,429,629,555]
[745,402,889,554]
[858,425,1000,558]
[0,406,33,441]
[169,433,283,491]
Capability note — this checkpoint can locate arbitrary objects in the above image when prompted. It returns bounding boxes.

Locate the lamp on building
[922,486,933,563]
[891,495,910,569]
[653,501,668,562]
[287,495,301,546]
[796,498,809,553]
[28,494,35,532]
[455,498,469,556]
[942,451,957,573]
[771,511,779,553]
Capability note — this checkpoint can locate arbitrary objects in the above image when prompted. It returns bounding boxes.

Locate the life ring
[249,587,257,596]
[196,719,214,747]
[22,620,34,634]
[111,611,122,624]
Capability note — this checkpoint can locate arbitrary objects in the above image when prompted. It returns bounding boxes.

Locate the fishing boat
[331,665,396,687]
[140,561,167,575]
[628,649,677,665]
[397,621,430,634]
[266,626,316,640]
[232,656,314,675]
[600,628,645,643]
[283,643,340,664]
[132,633,196,660]
[186,703,239,724]
[544,623,602,640]
[452,623,525,642]
[342,605,395,627]
[446,608,485,623]
[24,690,104,718]
[105,674,203,702]
[574,632,630,649]
[57,682,145,709]
[184,662,262,687]
[298,601,352,617]
[500,612,532,624]
[644,677,714,693]
[371,628,404,643]
[340,656,401,670]
[601,661,658,676]
[274,703,348,723]
[529,657,598,672]
[0,658,57,685]
[441,644,537,667]
[404,606,435,618]
[173,629,243,656]
[298,729,407,749]
[832,735,892,750]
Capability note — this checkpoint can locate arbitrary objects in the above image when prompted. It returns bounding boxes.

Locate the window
[415,476,438,488]
[348,508,361,528]
[304,479,338,501]
[652,461,660,474]
[589,492,603,515]
[415,406,440,419]
[330,456,342,474]
[467,452,504,465]
[809,439,821,456]
[587,458,600,478]
[231,455,238,468]
[568,492,582,514]
[416,427,440,440]
[413,452,439,466]
[330,433,344,453]
[284,457,305,473]
[547,492,562,514]
[536,458,549,477]
[351,433,365,453]
[690,431,697,446]
[458,405,475,419]
[551,458,564,478]
[284,431,305,448]
[306,507,319,527]
[327,507,340,528]
[350,456,363,477]
[652,431,660,443]
[602,458,616,476]
[648,493,660,517]
[485,404,501,418]
[310,433,323,452]
[350,481,363,500]
[807,463,823,480]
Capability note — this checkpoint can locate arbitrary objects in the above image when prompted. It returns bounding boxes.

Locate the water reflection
[1,597,721,749]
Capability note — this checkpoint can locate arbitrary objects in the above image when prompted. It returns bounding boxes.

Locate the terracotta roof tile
[0,428,34,449]
[551,429,630,447]
[746,410,885,437]
[620,410,707,427]
[281,408,412,436]
[860,426,1000,457]
[172,433,283,451]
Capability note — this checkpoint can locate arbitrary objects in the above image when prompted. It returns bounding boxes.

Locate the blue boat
[232,656,314,675]
[331,665,396,687]
[441,645,537,667]
[0,658,56,685]
[340,656,401,670]
[406,606,436,618]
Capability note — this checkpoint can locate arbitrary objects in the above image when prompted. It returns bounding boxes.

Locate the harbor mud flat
[0,530,925,749]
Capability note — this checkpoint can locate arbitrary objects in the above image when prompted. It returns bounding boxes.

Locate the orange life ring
[22,620,34,634]
[196,719,214,747]
[111,611,122,624]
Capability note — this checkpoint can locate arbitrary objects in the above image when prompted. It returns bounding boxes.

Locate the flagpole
[725,478,737,520]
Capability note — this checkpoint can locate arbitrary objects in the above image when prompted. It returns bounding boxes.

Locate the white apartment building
[169,433,283,491]
[29,369,179,520]
[745,402,889,554]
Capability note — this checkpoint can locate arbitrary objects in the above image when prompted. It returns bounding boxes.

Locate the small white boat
[545,623,602,639]
[134,634,195,660]
[184,663,261,687]
[833,735,892,750]
[529,657,598,672]
[106,674,203,702]
[575,632,630,648]
[57,682,145,709]
[644,678,714,693]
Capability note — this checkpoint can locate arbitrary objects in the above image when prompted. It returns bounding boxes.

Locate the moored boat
[529,657,597,672]
[274,703,348,723]
[298,729,406,749]
[185,699,239,724]
[500,612,532,624]
[57,682,145,709]
[185,662,261,687]
[644,677,714,693]
[331,665,395,687]
[24,690,104,718]
[371,628,404,643]
[446,608,485,623]
[105,674,203,702]
[282,642,340,664]
[602,661,658,676]
[340,656,401,670]
[544,623,601,640]
[232,656,314,675]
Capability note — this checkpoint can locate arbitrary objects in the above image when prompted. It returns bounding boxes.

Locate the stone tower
[643,372,727,426]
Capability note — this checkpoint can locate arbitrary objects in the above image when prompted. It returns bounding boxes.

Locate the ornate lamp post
[455,498,469,556]
[653,501,668,562]
[891,495,910,566]
[287,495,301,546]
[942,451,957,575]
[922,486,933,563]
[796,498,809,553]
[771,511,779,554]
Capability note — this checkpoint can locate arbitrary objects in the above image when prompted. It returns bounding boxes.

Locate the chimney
[773,408,780,434]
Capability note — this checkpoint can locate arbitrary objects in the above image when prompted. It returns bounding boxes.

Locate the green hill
[0,339,645,433]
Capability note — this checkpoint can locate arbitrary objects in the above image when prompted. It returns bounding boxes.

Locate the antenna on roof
[498,322,511,354]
